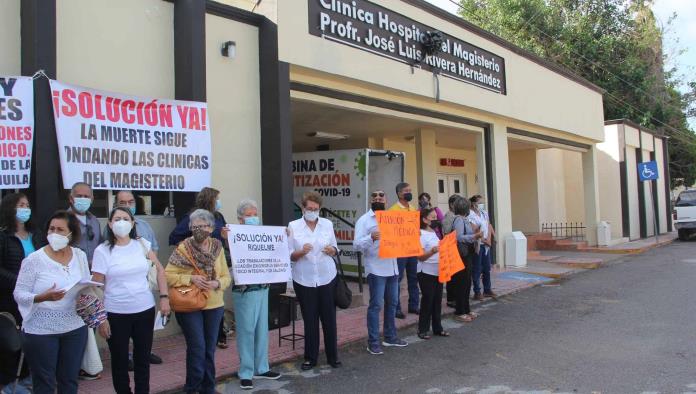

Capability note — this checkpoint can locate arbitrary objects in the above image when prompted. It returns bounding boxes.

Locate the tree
[458,0,696,186]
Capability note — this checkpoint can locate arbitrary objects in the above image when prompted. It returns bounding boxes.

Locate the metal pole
[649,181,659,245]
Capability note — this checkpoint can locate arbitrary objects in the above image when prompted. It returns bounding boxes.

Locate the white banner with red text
[1,76,34,189]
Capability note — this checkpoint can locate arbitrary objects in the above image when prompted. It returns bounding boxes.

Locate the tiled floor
[78,268,550,393]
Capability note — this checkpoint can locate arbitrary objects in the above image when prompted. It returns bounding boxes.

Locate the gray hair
[237,199,258,219]
[70,182,92,196]
[189,209,215,229]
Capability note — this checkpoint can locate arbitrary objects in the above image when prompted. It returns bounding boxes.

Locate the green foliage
[459,0,696,186]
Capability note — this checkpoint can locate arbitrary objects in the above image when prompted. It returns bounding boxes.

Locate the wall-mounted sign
[440,158,465,167]
[308,0,507,94]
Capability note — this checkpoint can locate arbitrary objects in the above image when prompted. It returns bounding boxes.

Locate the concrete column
[476,133,487,196]
[415,128,438,196]
[490,122,513,266]
[582,146,601,246]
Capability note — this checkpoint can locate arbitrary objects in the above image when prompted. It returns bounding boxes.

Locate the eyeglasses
[371,192,385,197]
[191,225,211,231]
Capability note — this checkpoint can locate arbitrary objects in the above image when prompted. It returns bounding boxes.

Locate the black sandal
[417,332,431,340]
[434,330,450,337]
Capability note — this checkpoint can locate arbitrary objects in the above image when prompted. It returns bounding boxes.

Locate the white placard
[0,76,34,189]
[227,224,291,285]
[49,80,211,191]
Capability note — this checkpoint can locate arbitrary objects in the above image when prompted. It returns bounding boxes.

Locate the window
[438,179,445,193]
[453,180,460,194]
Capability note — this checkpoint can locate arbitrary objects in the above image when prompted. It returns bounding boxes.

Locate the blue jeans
[175,307,224,394]
[22,325,87,394]
[472,247,492,294]
[366,274,399,346]
[232,287,269,380]
[396,257,419,312]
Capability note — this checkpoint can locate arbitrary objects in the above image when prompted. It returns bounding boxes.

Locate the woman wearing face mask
[468,195,497,301]
[450,198,482,323]
[92,207,170,394]
[13,211,89,394]
[166,209,231,394]
[416,208,449,340]
[288,192,340,371]
[168,187,231,348]
[417,193,445,239]
[0,193,46,389]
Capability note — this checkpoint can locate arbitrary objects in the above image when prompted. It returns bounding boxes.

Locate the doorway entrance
[436,173,467,212]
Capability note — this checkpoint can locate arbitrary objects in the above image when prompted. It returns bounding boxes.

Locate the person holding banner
[0,193,45,390]
[92,207,171,394]
[166,209,230,394]
[231,199,281,390]
[416,208,449,340]
[354,189,408,356]
[168,187,231,349]
[68,182,103,267]
[388,182,419,319]
[451,198,482,323]
[288,191,340,370]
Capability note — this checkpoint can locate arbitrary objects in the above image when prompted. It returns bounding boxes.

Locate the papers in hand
[60,278,104,293]
[153,311,166,331]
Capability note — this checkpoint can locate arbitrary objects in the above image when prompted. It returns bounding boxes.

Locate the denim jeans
[396,257,419,312]
[232,287,269,380]
[175,307,224,394]
[471,247,492,295]
[366,274,399,346]
[22,325,87,394]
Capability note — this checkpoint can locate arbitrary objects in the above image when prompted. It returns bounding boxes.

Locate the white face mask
[112,220,133,238]
[47,233,71,251]
[477,203,485,211]
[304,210,319,222]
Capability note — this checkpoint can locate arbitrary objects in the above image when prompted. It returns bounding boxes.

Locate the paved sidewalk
[78,267,552,394]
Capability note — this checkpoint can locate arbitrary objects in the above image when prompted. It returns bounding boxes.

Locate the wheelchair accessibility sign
[638,161,659,181]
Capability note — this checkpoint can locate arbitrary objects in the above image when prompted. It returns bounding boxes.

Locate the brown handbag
[168,247,209,313]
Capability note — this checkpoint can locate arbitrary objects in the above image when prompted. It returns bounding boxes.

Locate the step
[527,254,559,262]
[550,257,603,270]
[535,239,587,251]
[508,262,580,279]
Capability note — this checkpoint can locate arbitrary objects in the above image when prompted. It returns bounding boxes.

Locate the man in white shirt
[469,195,497,300]
[354,189,408,355]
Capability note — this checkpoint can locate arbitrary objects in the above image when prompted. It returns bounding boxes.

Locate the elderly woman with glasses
[165,209,231,394]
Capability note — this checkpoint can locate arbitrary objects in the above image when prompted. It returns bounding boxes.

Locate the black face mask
[418,200,429,209]
[403,193,413,202]
[371,202,385,211]
[430,219,441,228]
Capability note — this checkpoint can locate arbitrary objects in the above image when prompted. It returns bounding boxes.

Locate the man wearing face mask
[354,189,408,356]
[68,182,103,267]
[468,195,497,300]
[388,182,419,319]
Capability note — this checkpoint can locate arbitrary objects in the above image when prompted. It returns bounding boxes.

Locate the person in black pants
[416,208,449,339]
[288,192,341,370]
[450,198,482,323]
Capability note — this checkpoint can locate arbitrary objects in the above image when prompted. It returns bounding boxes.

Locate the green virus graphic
[354,151,366,181]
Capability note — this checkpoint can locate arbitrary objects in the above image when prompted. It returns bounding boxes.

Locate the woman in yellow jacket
[165,209,230,394]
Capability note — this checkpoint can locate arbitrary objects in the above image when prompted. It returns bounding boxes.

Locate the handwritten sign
[438,232,465,283]
[376,210,423,258]
[227,224,291,285]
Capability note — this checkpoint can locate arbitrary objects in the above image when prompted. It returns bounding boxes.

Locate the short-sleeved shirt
[92,239,155,314]
[288,217,338,287]
[418,230,440,276]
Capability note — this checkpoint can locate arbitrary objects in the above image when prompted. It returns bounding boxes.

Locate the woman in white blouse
[92,207,170,394]
[288,191,340,370]
[13,210,91,394]
[416,208,450,340]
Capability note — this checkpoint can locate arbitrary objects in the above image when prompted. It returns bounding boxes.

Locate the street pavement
[216,240,696,393]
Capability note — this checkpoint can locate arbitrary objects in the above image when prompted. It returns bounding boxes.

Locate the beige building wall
[206,14,262,220]
[537,148,567,225]
[597,124,624,239]
[509,149,540,232]
[563,151,585,223]
[56,0,175,98]
[654,138,668,233]
[0,0,21,76]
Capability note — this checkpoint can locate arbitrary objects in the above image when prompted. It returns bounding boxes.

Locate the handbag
[80,327,103,376]
[333,254,352,309]
[168,247,209,313]
[454,216,475,259]
[139,238,159,291]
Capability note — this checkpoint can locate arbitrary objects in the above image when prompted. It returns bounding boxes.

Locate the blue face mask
[244,216,260,226]
[16,208,31,223]
[128,206,136,216]
[215,199,222,211]
[73,197,92,213]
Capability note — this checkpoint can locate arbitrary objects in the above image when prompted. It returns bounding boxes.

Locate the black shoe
[149,352,163,364]
[446,301,456,308]
[254,370,281,380]
[395,311,406,319]
[408,308,420,315]
[301,361,316,371]
[329,360,342,368]
[240,379,253,390]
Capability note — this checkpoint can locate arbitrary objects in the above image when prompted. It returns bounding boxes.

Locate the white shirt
[288,217,338,287]
[353,210,398,277]
[418,230,440,276]
[469,209,490,251]
[92,239,155,314]
[13,247,89,335]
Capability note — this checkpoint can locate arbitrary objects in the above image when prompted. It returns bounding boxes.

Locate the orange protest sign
[376,210,423,259]
[438,232,465,283]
